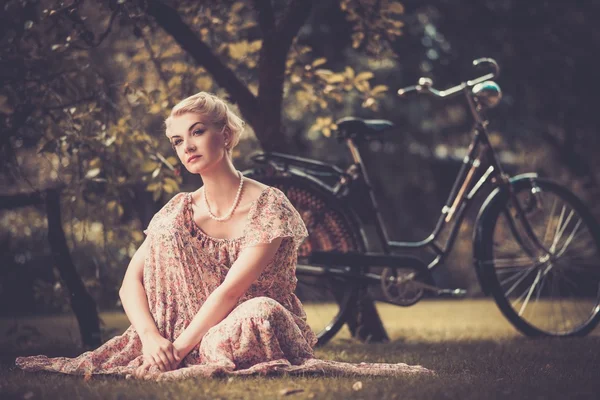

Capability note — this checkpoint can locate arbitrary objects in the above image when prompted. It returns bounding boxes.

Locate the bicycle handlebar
[397,58,501,98]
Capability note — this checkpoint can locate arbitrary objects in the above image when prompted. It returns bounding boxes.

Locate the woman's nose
[185,141,196,152]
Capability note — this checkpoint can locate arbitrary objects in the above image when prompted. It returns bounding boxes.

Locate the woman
[16,92,433,380]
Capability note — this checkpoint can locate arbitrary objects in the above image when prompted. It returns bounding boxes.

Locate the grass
[1,299,599,400]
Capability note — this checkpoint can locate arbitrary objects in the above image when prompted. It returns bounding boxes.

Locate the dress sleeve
[142,192,185,236]
[242,187,309,251]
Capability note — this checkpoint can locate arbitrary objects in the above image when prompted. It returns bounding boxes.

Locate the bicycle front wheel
[481,178,600,336]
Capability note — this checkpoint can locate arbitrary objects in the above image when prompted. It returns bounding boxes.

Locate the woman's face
[167,112,229,174]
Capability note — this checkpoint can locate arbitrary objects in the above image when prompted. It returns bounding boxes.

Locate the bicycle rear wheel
[244,172,366,345]
[481,178,600,336]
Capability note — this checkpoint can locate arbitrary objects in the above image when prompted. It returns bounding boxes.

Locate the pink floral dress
[15,186,432,380]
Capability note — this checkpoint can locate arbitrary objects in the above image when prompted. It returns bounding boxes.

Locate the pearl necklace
[203,170,244,222]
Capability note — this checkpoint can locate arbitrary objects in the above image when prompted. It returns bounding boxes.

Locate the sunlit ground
[1,299,599,399]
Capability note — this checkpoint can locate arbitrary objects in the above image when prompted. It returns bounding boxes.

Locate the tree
[2,0,409,342]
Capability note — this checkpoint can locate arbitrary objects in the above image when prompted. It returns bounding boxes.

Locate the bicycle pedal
[435,288,467,298]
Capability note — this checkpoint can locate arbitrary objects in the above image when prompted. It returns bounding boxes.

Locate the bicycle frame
[346,105,504,271]
[342,71,549,275]
[252,59,550,285]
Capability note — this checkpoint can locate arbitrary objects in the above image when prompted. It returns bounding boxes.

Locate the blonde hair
[165,92,245,154]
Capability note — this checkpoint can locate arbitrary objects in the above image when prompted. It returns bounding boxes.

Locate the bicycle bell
[471,80,502,108]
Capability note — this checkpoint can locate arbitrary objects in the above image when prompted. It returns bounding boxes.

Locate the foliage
[1,0,408,312]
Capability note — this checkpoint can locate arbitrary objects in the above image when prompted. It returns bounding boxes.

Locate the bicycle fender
[472,172,539,296]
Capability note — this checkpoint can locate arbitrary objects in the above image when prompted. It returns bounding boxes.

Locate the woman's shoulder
[241,178,275,209]
[143,192,188,235]
[151,192,188,221]
[162,191,188,210]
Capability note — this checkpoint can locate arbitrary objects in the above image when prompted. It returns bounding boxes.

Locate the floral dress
[15,186,432,380]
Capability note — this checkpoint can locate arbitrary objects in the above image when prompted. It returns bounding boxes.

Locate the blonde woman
[16,92,433,380]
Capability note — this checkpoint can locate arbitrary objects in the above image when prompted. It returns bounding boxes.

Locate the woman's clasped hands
[133,331,183,379]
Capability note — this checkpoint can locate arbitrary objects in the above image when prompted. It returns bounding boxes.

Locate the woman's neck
[198,161,244,213]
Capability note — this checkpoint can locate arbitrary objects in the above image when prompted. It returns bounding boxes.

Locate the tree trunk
[45,188,102,347]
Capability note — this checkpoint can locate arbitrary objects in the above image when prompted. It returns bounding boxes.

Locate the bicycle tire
[479,177,600,336]
[243,171,367,345]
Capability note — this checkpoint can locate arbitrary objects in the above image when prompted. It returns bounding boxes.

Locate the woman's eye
[173,140,182,146]
[193,129,204,135]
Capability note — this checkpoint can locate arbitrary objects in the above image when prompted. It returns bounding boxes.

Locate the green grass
[1,299,599,399]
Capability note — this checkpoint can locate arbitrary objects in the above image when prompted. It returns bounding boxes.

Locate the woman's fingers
[134,362,151,379]
[171,348,181,368]
[157,351,171,371]
[152,354,167,372]
[165,346,177,370]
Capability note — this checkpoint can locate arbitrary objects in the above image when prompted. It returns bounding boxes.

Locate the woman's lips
[187,155,202,163]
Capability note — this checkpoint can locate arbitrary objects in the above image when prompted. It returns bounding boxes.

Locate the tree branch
[275,0,314,48]
[253,0,276,35]
[145,0,260,122]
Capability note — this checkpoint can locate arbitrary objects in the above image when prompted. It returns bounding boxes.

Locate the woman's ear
[223,126,232,148]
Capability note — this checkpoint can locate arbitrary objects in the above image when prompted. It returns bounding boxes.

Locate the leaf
[355,71,374,82]
[142,161,158,173]
[131,231,144,242]
[248,40,262,52]
[279,387,304,396]
[166,156,179,166]
[355,80,371,93]
[229,41,250,60]
[352,32,364,48]
[352,381,363,391]
[105,136,116,146]
[168,76,182,89]
[149,104,162,114]
[85,168,101,179]
[371,85,389,95]
[89,157,102,168]
[151,167,161,178]
[152,187,162,202]
[314,69,334,80]
[107,200,118,212]
[146,182,160,191]
[108,201,124,217]
[171,62,188,73]
[231,1,245,13]
[345,66,355,79]
[362,97,376,108]
[311,57,327,67]
[325,74,345,84]
[387,2,405,14]
[195,76,213,91]
[163,177,179,194]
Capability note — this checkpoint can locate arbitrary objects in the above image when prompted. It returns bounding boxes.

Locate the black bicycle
[243,58,600,346]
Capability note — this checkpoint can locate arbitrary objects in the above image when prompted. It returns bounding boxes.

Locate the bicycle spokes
[488,182,600,335]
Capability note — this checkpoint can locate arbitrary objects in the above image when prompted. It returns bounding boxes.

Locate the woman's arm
[173,237,283,357]
[119,239,158,339]
[119,239,179,371]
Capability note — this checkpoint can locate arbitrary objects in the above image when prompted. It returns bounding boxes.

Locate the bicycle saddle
[335,117,394,143]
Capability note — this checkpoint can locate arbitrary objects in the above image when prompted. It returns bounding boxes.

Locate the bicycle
[243,58,600,346]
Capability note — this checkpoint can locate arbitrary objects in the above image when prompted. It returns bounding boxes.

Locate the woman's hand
[139,331,181,373]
